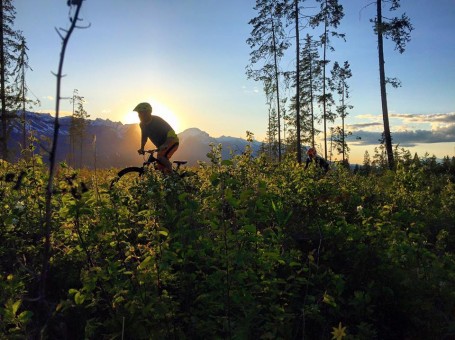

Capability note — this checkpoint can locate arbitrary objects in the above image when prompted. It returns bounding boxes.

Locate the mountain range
[8,111,262,168]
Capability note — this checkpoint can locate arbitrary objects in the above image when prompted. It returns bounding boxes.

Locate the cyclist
[304,147,330,172]
[133,102,179,174]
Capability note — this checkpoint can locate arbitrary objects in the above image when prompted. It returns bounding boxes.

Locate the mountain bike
[110,149,187,191]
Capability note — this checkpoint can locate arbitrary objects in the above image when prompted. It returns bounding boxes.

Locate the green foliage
[1,147,454,339]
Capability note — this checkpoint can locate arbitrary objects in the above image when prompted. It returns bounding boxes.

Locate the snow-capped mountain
[8,111,262,168]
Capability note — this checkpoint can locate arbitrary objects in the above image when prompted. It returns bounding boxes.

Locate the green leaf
[138,256,153,270]
[242,224,256,233]
[323,292,337,307]
[18,310,33,323]
[158,227,169,237]
[74,292,85,305]
[12,300,21,315]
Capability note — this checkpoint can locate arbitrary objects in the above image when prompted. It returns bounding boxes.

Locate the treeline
[247,0,413,169]
[355,146,455,180]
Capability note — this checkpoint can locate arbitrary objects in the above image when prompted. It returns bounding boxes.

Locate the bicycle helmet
[307,147,317,157]
[133,102,152,114]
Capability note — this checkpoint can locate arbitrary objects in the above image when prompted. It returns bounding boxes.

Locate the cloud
[390,112,455,124]
[348,122,382,130]
[348,124,455,146]
[355,114,381,120]
[43,96,54,101]
[346,112,455,146]
[242,85,260,95]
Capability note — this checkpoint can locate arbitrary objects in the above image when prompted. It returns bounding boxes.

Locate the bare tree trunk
[377,0,394,169]
[271,17,282,162]
[21,65,27,152]
[341,85,345,163]
[0,2,7,160]
[322,19,328,160]
[295,0,302,164]
[310,64,315,148]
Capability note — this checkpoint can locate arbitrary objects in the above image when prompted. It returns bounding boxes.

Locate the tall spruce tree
[300,34,322,148]
[247,0,290,162]
[330,60,352,163]
[371,0,413,169]
[285,34,323,152]
[13,35,35,153]
[310,0,344,160]
[69,89,89,168]
[0,0,24,160]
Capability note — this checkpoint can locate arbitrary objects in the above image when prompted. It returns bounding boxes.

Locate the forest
[1,0,454,339]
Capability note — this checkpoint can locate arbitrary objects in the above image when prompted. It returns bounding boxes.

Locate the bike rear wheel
[110,167,144,191]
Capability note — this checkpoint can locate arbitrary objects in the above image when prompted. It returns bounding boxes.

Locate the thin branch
[39,0,85,306]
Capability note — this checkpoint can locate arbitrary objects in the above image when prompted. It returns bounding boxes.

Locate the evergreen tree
[373,144,387,170]
[330,60,352,163]
[300,34,322,148]
[247,0,290,162]
[330,126,351,164]
[69,89,89,168]
[371,0,413,169]
[13,35,36,153]
[264,81,280,160]
[0,0,25,160]
[361,150,372,174]
[310,0,344,160]
[287,34,322,150]
[412,152,421,168]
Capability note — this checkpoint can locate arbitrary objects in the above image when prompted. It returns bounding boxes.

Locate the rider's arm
[304,157,311,169]
[138,125,147,154]
[140,133,147,150]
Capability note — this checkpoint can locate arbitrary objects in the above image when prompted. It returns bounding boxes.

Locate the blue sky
[14,0,455,163]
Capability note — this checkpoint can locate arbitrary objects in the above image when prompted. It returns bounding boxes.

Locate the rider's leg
[157,138,179,174]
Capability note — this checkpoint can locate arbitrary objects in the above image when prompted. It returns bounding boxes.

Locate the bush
[1,150,454,339]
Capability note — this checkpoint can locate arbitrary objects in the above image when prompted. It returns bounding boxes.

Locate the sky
[13,0,455,164]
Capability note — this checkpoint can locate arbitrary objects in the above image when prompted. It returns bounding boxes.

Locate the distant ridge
[8,111,261,168]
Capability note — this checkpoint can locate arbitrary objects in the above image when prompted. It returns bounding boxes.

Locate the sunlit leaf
[138,256,153,270]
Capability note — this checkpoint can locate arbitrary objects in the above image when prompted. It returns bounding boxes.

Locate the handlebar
[138,149,158,155]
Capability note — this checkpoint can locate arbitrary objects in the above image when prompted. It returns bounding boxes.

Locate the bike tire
[110,167,144,191]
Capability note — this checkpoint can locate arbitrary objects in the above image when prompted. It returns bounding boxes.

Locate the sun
[122,99,180,132]
[123,110,140,124]
[150,99,180,132]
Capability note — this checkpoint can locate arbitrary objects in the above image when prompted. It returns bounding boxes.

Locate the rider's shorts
[157,132,179,160]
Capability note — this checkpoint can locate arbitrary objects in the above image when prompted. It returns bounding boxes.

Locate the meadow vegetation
[1,143,454,339]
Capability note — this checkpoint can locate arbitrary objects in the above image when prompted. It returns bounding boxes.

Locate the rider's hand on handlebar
[137,148,145,155]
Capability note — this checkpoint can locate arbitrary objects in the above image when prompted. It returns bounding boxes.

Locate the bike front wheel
[110,166,144,191]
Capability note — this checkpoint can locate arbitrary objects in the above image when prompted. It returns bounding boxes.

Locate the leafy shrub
[1,150,454,339]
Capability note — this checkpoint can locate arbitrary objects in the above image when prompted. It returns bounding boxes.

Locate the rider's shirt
[140,116,176,147]
[305,155,330,172]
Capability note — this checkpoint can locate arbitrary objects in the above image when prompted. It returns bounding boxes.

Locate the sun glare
[123,99,180,132]
[123,110,140,124]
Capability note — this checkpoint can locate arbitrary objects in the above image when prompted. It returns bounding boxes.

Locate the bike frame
[110,150,188,191]
[142,149,187,171]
